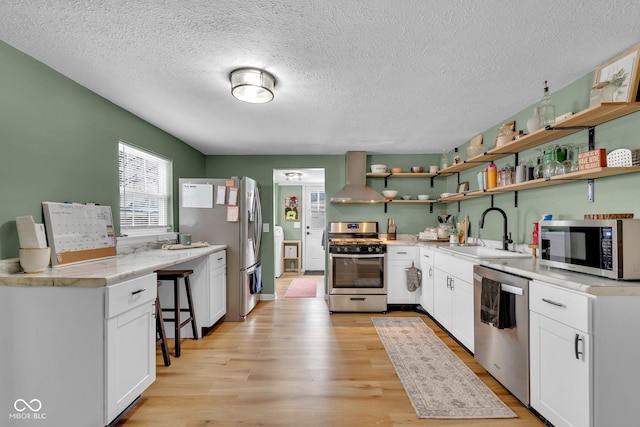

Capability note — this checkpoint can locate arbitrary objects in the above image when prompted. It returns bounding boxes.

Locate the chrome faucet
[479,207,512,250]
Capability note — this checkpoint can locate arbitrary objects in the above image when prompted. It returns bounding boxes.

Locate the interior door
[304,186,325,272]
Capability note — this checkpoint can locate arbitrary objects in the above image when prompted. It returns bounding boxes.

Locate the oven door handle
[500,283,524,296]
[331,254,385,259]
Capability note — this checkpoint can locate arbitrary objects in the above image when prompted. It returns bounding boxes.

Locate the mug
[180,234,192,245]
[429,165,439,173]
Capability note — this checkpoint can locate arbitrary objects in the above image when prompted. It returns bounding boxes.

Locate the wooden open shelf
[438,102,640,175]
[437,167,640,202]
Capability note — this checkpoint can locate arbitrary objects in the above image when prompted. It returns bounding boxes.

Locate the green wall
[276,185,303,241]
[0,41,206,258]
[2,37,639,298]
[447,73,640,245]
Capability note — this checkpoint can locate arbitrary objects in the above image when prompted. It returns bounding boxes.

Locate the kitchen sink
[439,245,530,259]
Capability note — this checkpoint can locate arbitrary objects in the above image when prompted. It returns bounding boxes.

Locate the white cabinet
[158,249,227,339]
[419,246,434,315]
[208,250,227,326]
[433,267,454,331]
[0,273,157,427]
[106,274,157,422]
[530,280,592,427]
[386,245,420,304]
[530,280,640,427]
[432,251,475,352]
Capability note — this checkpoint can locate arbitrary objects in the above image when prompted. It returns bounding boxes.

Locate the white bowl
[402,195,412,200]
[382,190,398,199]
[417,195,430,200]
[370,164,387,173]
[20,247,51,273]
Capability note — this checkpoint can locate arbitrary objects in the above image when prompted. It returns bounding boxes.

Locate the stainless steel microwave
[539,219,640,280]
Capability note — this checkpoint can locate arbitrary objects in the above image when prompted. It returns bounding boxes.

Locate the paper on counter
[16,215,47,248]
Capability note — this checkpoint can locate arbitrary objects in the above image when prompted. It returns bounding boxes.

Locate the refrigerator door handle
[254,187,262,257]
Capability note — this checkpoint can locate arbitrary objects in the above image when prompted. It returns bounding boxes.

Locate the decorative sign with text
[578,149,607,171]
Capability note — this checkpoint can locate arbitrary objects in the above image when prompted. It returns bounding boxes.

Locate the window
[118,141,172,234]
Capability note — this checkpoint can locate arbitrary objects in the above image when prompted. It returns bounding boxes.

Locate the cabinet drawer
[434,250,475,282]
[210,250,227,269]
[106,274,157,319]
[419,247,434,265]
[387,246,417,260]
[530,280,592,332]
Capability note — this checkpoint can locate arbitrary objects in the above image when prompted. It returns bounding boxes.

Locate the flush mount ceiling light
[229,68,275,104]
[284,172,302,181]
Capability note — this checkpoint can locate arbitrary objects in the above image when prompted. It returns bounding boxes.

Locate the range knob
[355,246,361,253]
[368,246,374,253]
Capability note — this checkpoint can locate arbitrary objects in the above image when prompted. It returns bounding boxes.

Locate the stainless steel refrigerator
[179,177,262,322]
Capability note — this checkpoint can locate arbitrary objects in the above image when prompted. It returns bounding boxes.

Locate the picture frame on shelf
[594,45,640,103]
[456,181,469,193]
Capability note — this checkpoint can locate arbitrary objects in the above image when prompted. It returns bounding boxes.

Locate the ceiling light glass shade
[285,172,302,181]
[230,68,275,103]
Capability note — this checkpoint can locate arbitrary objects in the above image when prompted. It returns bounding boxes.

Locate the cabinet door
[209,264,227,325]
[433,268,453,331]
[451,277,474,352]
[386,247,419,304]
[419,250,434,314]
[530,312,591,427]
[106,300,156,422]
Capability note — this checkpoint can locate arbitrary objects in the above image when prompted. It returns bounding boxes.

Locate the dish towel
[480,277,516,329]
[480,277,500,326]
[251,264,263,294]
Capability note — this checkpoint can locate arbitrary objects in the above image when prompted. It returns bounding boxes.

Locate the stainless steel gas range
[327,221,387,313]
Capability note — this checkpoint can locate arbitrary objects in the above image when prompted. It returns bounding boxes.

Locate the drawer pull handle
[350,297,366,301]
[574,334,584,360]
[217,257,223,261]
[542,298,565,308]
[131,288,146,295]
[397,251,408,254]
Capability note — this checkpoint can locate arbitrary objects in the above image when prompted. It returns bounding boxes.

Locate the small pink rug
[284,278,318,298]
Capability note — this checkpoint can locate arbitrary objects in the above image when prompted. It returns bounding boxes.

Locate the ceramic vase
[527,107,541,133]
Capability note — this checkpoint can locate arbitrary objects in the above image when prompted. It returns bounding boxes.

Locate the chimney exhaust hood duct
[330,151,386,203]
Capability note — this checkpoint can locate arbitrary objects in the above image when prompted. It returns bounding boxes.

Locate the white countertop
[0,245,226,288]
[384,236,640,296]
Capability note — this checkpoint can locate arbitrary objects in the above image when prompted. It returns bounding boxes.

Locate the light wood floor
[116,273,543,426]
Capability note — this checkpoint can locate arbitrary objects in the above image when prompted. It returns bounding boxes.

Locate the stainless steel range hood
[330,151,385,203]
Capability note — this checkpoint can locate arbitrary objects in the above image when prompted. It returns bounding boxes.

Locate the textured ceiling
[1,1,639,155]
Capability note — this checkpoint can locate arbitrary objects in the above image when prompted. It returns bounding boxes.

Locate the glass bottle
[486,163,497,188]
[440,150,448,170]
[539,80,555,128]
[533,156,544,179]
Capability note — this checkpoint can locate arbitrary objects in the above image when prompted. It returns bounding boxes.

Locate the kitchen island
[0,244,226,427]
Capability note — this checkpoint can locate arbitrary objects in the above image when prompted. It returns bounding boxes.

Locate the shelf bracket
[490,194,495,208]
[430,176,434,188]
[384,202,388,213]
[457,201,461,213]
[429,203,433,214]
[514,190,518,208]
[384,175,389,188]
[546,124,598,202]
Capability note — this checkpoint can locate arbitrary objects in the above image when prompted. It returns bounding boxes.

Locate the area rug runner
[372,317,517,419]
[284,278,318,298]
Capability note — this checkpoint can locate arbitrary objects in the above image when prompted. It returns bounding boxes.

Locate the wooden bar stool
[156,269,198,357]
[155,284,171,366]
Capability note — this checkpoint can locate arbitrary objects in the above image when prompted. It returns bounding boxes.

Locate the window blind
[118,141,172,232]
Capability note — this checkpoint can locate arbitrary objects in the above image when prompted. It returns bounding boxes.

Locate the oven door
[329,253,386,295]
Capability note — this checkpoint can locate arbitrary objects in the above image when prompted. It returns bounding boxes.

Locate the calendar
[42,201,117,266]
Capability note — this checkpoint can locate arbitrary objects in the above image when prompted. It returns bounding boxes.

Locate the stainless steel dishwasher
[473,265,530,407]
